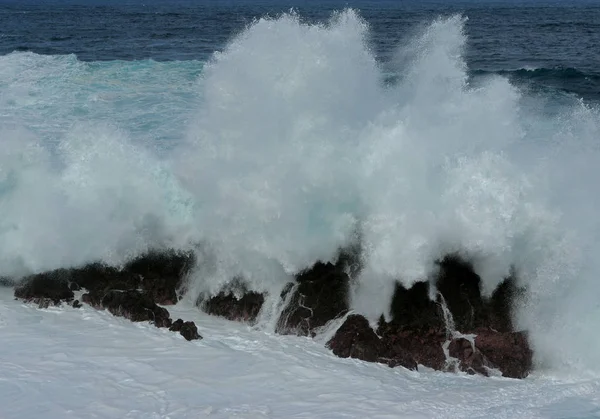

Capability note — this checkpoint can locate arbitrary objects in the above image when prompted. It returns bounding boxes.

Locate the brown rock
[474,330,532,378]
[447,337,490,376]
[327,314,418,370]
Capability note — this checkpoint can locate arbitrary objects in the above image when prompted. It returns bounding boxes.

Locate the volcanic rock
[389,281,444,330]
[123,250,195,304]
[276,257,351,336]
[327,314,386,363]
[474,329,532,378]
[170,319,201,341]
[14,270,74,304]
[447,337,490,376]
[434,254,486,331]
[377,321,447,370]
[200,279,266,324]
[82,289,172,328]
[327,314,419,370]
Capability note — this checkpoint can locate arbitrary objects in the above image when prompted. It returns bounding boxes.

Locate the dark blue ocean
[2,0,600,377]
[2,0,600,100]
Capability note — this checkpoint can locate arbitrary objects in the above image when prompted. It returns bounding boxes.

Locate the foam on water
[1,9,600,375]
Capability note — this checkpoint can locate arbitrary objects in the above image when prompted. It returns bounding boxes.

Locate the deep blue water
[1,0,600,100]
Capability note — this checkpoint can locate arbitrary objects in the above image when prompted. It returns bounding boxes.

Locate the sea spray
[1,9,600,374]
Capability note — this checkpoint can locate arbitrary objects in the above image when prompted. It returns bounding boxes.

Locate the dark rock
[169,318,201,340]
[276,256,350,336]
[327,314,418,370]
[434,254,485,331]
[179,321,201,341]
[14,271,74,304]
[448,337,490,376]
[72,300,82,309]
[123,249,195,304]
[327,314,386,363]
[20,249,195,307]
[378,321,447,370]
[84,289,172,328]
[488,275,524,333]
[474,329,532,378]
[169,318,184,332]
[200,280,266,324]
[389,281,444,330]
[68,262,134,293]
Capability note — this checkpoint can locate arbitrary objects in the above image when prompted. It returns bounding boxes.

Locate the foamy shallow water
[1,288,599,419]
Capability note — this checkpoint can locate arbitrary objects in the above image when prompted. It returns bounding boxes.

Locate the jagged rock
[487,275,523,332]
[378,321,447,370]
[72,300,82,309]
[327,314,385,363]
[200,279,266,324]
[16,249,194,307]
[389,281,444,330]
[83,289,172,328]
[474,329,532,378]
[123,250,195,304]
[68,262,135,293]
[276,256,350,336]
[435,254,486,331]
[14,271,74,304]
[447,337,490,376]
[327,315,417,370]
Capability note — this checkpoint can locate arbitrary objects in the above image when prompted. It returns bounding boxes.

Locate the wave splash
[2,10,600,375]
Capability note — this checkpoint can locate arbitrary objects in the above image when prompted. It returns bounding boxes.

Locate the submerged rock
[170,319,202,341]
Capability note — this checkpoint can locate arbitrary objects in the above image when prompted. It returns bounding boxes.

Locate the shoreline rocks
[10,248,533,378]
[12,249,201,341]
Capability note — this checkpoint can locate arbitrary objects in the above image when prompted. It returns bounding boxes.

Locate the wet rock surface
[83,289,172,328]
[12,250,200,340]
[10,248,533,378]
[200,280,266,324]
[474,329,532,379]
[170,319,202,341]
[14,271,74,304]
[326,254,533,378]
[276,257,351,336]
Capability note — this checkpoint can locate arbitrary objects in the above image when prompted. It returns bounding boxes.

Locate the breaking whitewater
[2,10,600,418]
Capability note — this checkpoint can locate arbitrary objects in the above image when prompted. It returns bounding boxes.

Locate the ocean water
[2,0,600,381]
